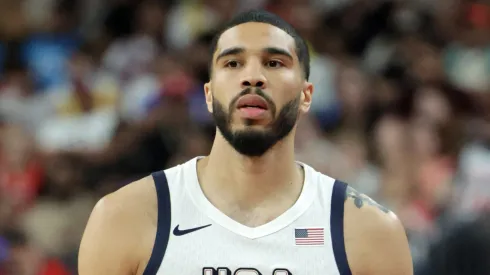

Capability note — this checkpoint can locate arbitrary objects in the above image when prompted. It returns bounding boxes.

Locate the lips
[235,94,269,120]
[236,94,269,110]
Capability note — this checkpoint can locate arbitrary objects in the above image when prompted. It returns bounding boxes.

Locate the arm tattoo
[345,186,390,214]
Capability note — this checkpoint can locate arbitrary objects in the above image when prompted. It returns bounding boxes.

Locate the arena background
[0,0,490,274]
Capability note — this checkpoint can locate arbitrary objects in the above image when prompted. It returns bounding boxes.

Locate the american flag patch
[295,228,324,246]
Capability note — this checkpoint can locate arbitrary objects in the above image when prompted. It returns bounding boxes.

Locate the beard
[212,88,301,157]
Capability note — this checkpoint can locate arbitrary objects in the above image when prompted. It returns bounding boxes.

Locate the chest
[159,224,337,274]
[156,162,342,274]
[157,196,343,275]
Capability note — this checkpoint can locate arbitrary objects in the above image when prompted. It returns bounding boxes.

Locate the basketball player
[79,10,413,275]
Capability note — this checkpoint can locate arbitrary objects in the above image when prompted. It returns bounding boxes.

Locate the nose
[240,65,267,89]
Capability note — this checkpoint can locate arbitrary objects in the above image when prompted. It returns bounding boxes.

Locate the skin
[78,22,413,275]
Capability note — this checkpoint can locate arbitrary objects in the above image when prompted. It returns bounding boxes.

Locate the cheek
[211,84,231,107]
[272,75,303,101]
[211,94,232,116]
[273,69,300,86]
[211,73,237,99]
[212,94,233,113]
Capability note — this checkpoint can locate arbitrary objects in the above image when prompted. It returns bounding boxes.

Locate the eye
[266,60,284,68]
[225,60,241,68]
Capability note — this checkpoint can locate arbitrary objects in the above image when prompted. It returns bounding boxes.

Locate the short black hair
[209,9,310,80]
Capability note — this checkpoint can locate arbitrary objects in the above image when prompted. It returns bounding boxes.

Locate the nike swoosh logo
[173,224,212,236]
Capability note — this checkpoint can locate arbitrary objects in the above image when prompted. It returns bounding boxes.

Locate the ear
[204,82,213,113]
[300,81,314,113]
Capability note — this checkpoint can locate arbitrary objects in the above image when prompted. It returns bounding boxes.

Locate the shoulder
[342,184,413,275]
[94,176,158,226]
[93,175,158,227]
[78,176,158,275]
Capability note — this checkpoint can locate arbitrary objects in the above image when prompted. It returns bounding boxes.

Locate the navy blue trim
[143,171,171,275]
[330,180,352,275]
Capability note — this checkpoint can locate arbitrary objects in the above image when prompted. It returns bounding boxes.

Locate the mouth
[238,105,267,110]
[235,94,269,120]
[236,94,269,110]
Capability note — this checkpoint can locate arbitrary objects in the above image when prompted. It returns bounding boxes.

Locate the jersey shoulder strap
[330,180,352,275]
[143,171,172,275]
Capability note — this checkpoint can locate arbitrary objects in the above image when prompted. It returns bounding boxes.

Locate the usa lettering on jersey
[203,267,292,274]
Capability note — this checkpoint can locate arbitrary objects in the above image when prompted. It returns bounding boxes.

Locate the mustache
[230,87,276,115]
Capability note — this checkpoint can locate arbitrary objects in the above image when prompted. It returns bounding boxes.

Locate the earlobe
[204,82,213,112]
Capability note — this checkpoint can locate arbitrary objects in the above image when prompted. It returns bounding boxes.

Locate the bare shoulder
[78,176,158,275]
[343,185,413,275]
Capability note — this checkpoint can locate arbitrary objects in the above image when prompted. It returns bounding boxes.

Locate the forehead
[215,22,297,58]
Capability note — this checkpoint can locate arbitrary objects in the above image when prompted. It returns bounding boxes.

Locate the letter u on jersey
[203,267,292,275]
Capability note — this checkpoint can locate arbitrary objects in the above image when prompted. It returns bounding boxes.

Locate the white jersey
[142,157,352,275]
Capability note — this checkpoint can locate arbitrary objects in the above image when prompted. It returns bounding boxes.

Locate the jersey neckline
[184,157,317,239]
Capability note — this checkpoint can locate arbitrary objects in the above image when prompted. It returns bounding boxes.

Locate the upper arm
[344,186,413,275]
[78,196,138,275]
[78,178,159,275]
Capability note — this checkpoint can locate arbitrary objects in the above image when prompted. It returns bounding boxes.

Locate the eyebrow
[215,47,245,63]
[215,46,294,63]
[263,47,293,61]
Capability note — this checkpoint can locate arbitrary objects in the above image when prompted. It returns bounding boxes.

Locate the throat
[219,165,302,207]
[197,157,305,226]
[215,178,304,228]
[210,174,301,213]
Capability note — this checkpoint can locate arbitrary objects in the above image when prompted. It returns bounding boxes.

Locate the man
[78,10,413,275]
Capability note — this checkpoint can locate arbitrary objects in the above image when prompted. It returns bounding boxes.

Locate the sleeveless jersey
[142,157,352,275]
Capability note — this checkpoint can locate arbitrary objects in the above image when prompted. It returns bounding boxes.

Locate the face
[413,88,451,124]
[374,116,409,167]
[337,65,368,115]
[205,22,313,157]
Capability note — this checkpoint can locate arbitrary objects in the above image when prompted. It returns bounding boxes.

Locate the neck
[198,130,302,209]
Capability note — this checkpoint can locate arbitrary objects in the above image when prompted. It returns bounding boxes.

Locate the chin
[235,118,272,127]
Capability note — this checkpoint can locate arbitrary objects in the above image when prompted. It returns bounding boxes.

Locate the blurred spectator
[0,124,43,214]
[20,153,95,269]
[0,64,57,132]
[454,118,490,217]
[0,229,70,275]
[371,114,414,211]
[420,214,490,275]
[165,0,236,50]
[21,0,81,92]
[444,1,490,94]
[34,44,120,153]
[102,0,166,82]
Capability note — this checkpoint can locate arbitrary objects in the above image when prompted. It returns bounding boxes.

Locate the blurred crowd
[0,0,490,274]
